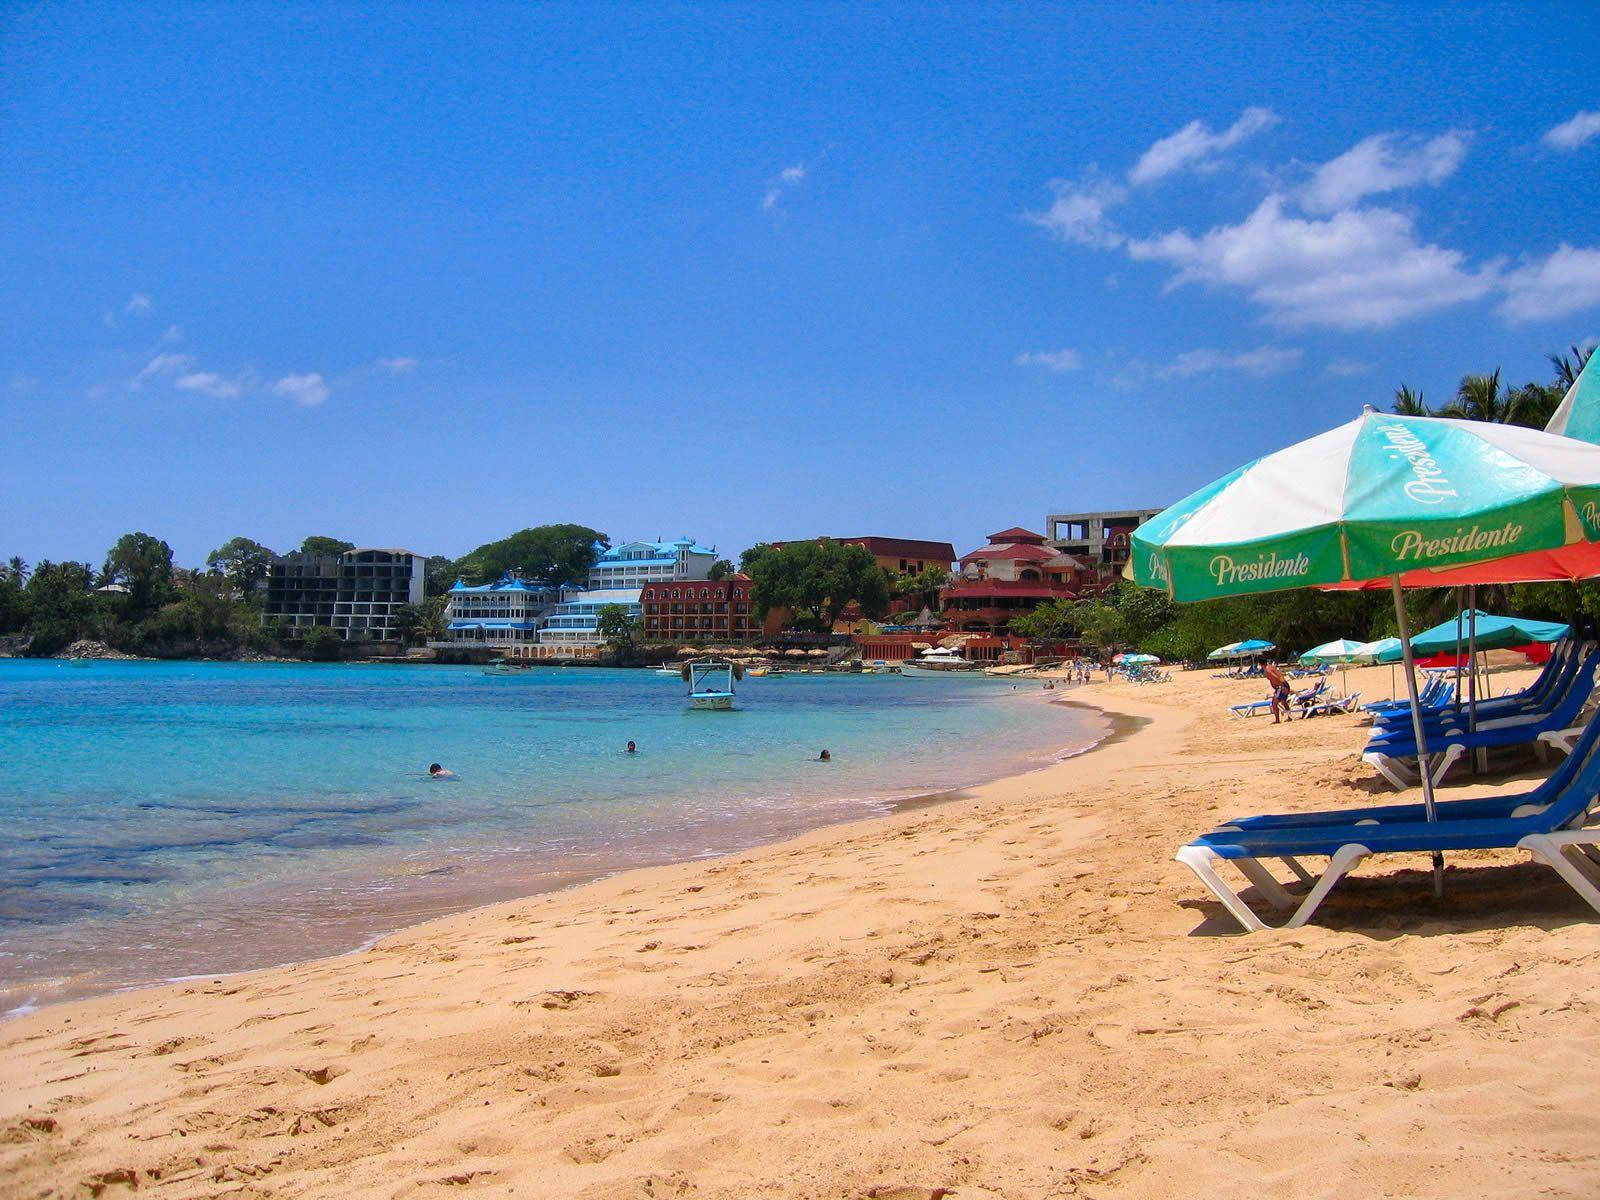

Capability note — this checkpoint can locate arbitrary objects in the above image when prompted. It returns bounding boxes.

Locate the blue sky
[3,4,1599,568]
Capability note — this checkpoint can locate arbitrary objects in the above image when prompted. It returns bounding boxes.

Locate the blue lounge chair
[1361,655,1600,789]
[1368,642,1590,737]
[1176,713,1600,932]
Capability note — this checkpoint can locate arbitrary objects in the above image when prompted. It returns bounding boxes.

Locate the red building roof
[986,526,1046,544]
[961,542,1057,563]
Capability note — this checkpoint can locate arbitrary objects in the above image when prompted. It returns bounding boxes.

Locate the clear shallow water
[0,660,1101,1009]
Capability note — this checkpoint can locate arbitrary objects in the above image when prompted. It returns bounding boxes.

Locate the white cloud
[1500,244,1600,322]
[1015,348,1083,372]
[1300,131,1469,214]
[1325,358,1373,378]
[130,353,193,388]
[1127,107,1279,186]
[762,162,807,213]
[1025,173,1127,248]
[1543,110,1600,152]
[1155,345,1302,379]
[375,356,418,375]
[175,371,243,399]
[162,324,182,343]
[124,293,152,315]
[273,372,329,407]
[1128,195,1497,329]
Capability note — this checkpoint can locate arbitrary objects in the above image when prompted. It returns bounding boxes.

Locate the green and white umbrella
[1298,637,1374,696]
[1298,638,1373,664]
[1132,409,1600,899]
[1132,410,1600,601]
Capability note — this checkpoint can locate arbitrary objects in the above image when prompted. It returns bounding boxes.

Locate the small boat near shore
[899,646,983,677]
[683,658,742,710]
[482,658,532,676]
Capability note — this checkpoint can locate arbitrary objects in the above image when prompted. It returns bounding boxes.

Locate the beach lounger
[1361,656,1600,789]
[1228,681,1327,719]
[1302,692,1361,718]
[1175,714,1600,932]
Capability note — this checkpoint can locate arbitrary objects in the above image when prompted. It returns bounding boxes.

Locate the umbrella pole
[1468,590,1485,774]
[1453,591,1464,716]
[1391,575,1445,899]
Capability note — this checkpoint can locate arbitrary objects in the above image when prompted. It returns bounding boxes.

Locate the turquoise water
[0,660,1101,1009]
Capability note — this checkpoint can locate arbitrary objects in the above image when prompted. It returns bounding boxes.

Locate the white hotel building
[437,538,719,657]
[533,538,718,655]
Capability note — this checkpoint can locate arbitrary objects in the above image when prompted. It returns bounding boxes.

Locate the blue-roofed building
[533,537,718,656]
[585,538,718,591]
[437,573,555,651]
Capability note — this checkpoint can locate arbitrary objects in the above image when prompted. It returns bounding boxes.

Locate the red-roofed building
[640,574,758,642]
[940,527,1092,635]
[768,536,956,576]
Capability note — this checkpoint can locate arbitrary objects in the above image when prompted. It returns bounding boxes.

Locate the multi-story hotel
[439,574,554,649]
[531,537,718,654]
[260,547,425,641]
[640,574,756,643]
[939,527,1090,636]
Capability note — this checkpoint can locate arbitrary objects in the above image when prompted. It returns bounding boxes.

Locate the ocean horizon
[0,659,1102,1011]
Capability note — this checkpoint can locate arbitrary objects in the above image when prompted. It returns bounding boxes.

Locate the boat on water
[899,646,982,677]
[683,658,743,710]
[482,658,533,676]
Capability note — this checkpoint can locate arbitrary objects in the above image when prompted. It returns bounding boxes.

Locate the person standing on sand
[1264,661,1292,723]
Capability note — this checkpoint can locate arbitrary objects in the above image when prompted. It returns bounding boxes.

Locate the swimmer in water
[626,740,637,754]
[818,749,831,762]
[428,762,455,779]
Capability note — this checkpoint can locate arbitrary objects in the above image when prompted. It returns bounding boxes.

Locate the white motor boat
[899,646,982,677]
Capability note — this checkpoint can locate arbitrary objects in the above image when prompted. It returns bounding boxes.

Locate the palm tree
[3,556,26,585]
[1439,370,1508,423]
[1550,343,1595,392]
[1391,384,1431,416]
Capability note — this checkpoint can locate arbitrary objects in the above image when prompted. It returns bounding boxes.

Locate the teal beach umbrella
[1407,610,1570,655]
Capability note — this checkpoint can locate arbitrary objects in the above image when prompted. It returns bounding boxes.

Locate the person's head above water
[429,763,443,775]
[818,748,831,761]
[626,741,636,753]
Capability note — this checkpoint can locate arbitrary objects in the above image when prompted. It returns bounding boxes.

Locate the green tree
[300,536,355,557]
[23,560,96,654]
[1550,343,1595,392]
[1010,598,1076,640]
[102,532,174,613]
[392,599,446,646]
[596,603,642,656]
[4,556,28,585]
[747,539,890,629]
[423,555,457,597]
[707,558,736,581]
[302,625,342,660]
[206,536,275,593]
[893,565,950,610]
[738,543,775,573]
[456,525,607,586]
[1392,384,1431,416]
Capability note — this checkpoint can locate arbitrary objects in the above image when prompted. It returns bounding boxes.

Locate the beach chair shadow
[1178,859,1600,938]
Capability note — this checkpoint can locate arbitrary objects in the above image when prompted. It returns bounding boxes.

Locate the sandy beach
[6,664,1600,1199]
